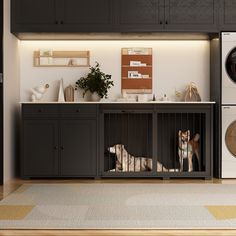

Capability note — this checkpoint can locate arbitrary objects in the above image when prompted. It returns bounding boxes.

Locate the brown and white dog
[178,130,200,172]
[108,144,176,172]
[108,144,152,172]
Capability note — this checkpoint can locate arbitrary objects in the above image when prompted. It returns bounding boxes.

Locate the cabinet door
[60,119,96,176]
[22,120,59,177]
[11,0,58,32]
[58,0,113,31]
[114,0,164,31]
[164,0,218,31]
[219,0,236,30]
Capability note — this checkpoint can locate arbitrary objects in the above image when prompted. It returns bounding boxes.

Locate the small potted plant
[75,62,114,101]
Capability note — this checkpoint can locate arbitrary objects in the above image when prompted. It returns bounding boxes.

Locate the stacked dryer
[222,32,236,178]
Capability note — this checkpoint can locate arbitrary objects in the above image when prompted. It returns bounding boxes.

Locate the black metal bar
[161,113,163,172]
[140,113,142,172]
[108,113,111,172]
[180,113,183,172]
[146,114,149,171]
[199,113,202,171]
[187,112,189,172]
[167,113,170,172]
[156,112,160,173]
[127,113,129,172]
[134,114,136,172]
[173,113,176,172]
[116,113,119,172]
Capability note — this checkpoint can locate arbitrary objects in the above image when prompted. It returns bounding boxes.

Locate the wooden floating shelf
[33,50,90,67]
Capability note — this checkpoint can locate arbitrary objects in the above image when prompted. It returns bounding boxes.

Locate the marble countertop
[20,101,216,104]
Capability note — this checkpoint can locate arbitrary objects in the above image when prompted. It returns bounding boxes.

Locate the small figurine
[31,84,49,102]
[152,94,156,101]
[161,94,169,101]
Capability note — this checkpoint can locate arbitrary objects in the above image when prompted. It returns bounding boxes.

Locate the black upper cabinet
[11,0,57,32]
[113,0,218,32]
[59,0,113,31]
[113,0,164,31]
[11,0,113,33]
[11,0,221,34]
[165,0,218,31]
[23,120,59,177]
[60,119,97,176]
[219,0,236,30]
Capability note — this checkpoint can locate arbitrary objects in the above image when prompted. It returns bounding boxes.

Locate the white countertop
[20,101,216,104]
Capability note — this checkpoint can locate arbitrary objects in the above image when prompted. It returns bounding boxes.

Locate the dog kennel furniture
[21,102,214,179]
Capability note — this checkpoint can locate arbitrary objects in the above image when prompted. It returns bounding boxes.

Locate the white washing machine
[222,106,236,178]
[222,32,236,104]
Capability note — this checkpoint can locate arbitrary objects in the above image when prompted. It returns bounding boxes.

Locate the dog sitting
[108,144,174,172]
[178,130,200,172]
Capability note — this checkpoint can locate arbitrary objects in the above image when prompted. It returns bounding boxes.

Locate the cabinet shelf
[122,77,152,80]
[122,65,152,68]
[122,78,152,90]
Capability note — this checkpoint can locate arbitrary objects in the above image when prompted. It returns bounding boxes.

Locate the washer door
[226,48,236,84]
[225,120,236,157]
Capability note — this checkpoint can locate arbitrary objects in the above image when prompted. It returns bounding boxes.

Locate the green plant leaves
[75,62,114,99]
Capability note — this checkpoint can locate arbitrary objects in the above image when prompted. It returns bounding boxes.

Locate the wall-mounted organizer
[121,48,152,94]
[33,50,90,67]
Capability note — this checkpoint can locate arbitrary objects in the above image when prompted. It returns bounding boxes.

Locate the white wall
[3,0,20,183]
[20,40,210,102]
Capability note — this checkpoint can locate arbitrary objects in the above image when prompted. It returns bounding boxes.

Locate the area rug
[1,183,236,229]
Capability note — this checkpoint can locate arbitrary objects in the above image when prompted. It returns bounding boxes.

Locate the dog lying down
[108,144,179,172]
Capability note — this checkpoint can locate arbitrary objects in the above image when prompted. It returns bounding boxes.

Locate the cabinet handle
[54,146,58,150]
[121,110,135,113]
[60,21,64,24]
[38,109,43,113]
[55,20,59,24]
[166,20,168,25]
[61,146,64,150]
[160,21,163,25]
[76,109,79,113]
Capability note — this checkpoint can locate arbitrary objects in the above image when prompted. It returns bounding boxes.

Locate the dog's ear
[187,130,190,136]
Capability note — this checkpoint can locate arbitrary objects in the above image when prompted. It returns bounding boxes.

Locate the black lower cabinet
[23,120,59,177]
[22,104,97,178]
[22,103,213,179]
[60,119,96,176]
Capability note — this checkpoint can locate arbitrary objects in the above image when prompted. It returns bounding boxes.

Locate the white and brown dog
[178,130,200,172]
[108,144,174,172]
[108,144,152,172]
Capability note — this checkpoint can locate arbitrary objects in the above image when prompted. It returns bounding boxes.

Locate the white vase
[58,78,65,102]
[84,91,92,101]
[91,92,101,102]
